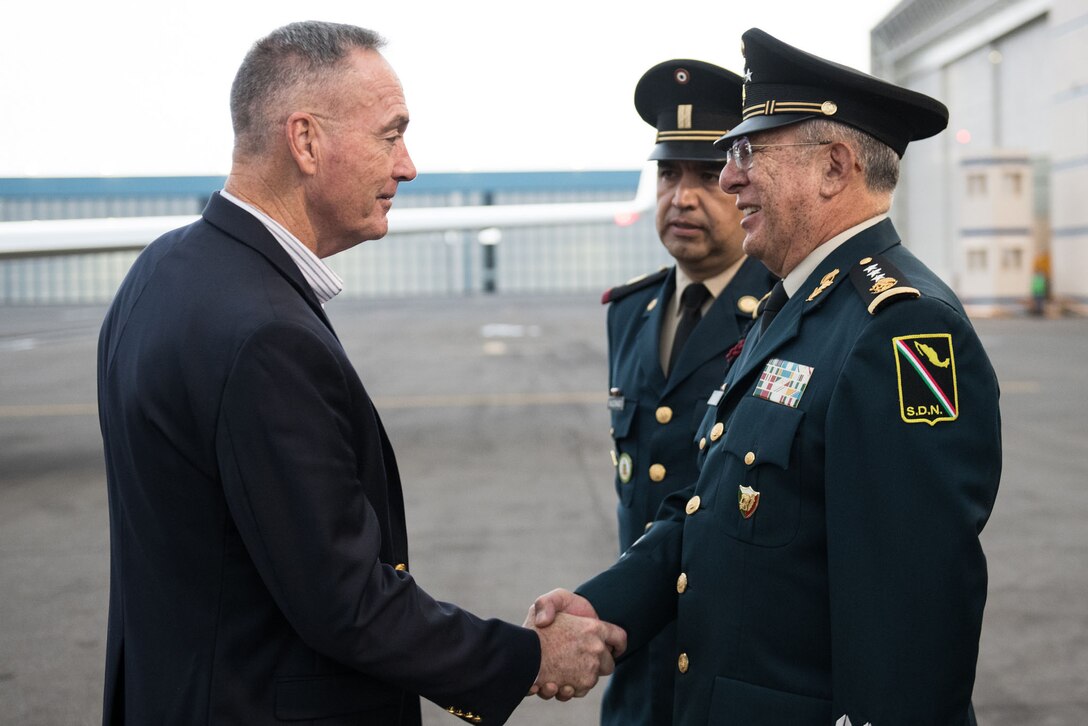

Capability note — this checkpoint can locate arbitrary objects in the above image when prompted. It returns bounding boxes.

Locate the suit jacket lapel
[663,291,741,395]
[728,300,801,385]
[636,269,673,394]
[201,192,336,335]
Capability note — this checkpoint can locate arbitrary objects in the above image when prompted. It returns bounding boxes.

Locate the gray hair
[796,119,900,194]
[230,21,386,156]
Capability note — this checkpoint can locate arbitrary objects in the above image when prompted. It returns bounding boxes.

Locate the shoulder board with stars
[601,266,669,305]
[848,254,920,314]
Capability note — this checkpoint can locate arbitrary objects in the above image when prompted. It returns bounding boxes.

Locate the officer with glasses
[532,27,1001,726]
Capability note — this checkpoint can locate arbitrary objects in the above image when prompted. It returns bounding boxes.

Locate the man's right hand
[523,589,627,701]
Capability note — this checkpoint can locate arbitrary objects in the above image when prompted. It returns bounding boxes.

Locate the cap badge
[821,101,838,116]
[677,104,693,130]
[738,485,760,518]
[674,68,690,84]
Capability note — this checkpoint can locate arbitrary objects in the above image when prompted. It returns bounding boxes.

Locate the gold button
[710,422,725,441]
[744,451,756,465]
[655,406,673,424]
[685,495,701,515]
[699,437,707,450]
[394,563,407,571]
[649,464,666,482]
[678,652,689,673]
[677,572,688,594]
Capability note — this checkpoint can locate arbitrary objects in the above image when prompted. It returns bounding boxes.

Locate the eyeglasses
[725,136,832,171]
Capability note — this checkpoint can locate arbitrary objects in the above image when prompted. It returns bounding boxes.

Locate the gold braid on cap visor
[656,129,729,142]
[741,100,838,120]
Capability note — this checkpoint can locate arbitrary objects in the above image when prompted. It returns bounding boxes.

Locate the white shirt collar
[219,190,344,305]
[673,255,747,317]
[782,214,887,298]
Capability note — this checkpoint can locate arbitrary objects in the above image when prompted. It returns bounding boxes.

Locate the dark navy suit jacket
[601,258,773,726]
[97,193,538,725]
[581,220,1000,725]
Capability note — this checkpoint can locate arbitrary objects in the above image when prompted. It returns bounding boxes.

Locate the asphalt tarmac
[1,296,1085,725]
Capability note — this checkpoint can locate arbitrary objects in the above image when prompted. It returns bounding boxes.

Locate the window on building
[967,173,987,196]
[1002,247,1023,270]
[1003,172,1023,196]
[967,248,988,270]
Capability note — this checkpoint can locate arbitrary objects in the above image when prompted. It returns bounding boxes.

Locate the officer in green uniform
[535,29,1001,725]
[600,59,773,726]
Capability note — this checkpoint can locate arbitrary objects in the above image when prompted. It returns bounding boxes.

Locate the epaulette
[601,266,669,305]
[849,254,920,314]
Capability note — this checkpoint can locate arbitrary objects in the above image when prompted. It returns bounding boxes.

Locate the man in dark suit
[599,59,773,726]
[97,21,623,725]
[533,28,1001,725]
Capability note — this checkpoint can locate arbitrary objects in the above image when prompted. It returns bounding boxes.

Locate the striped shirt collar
[219,189,344,305]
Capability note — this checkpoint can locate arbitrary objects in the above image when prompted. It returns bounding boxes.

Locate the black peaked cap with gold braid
[635,59,744,163]
[714,28,948,158]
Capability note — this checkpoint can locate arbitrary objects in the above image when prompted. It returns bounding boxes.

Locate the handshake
[523,588,627,701]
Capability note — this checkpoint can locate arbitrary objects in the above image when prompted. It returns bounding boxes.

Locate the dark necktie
[759,281,788,333]
[668,283,711,374]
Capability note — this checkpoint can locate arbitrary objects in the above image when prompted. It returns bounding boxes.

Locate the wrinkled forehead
[328,50,409,117]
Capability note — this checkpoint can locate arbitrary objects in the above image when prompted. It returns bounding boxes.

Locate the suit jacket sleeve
[824,296,1000,724]
[215,319,539,723]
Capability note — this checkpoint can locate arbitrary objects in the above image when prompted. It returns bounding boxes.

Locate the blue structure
[0,171,667,304]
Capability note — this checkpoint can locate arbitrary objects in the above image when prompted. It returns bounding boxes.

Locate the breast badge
[893,333,958,425]
[738,485,760,519]
[617,452,634,483]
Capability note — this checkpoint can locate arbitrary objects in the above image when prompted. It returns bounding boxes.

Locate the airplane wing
[0,165,656,260]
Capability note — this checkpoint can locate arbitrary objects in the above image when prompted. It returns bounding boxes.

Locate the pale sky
[2,0,901,177]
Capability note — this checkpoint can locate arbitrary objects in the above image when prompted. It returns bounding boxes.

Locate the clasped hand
[523,588,627,701]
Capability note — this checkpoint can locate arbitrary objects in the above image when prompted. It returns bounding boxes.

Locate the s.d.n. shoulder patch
[893,333,958,425]
[850,255,920,314]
